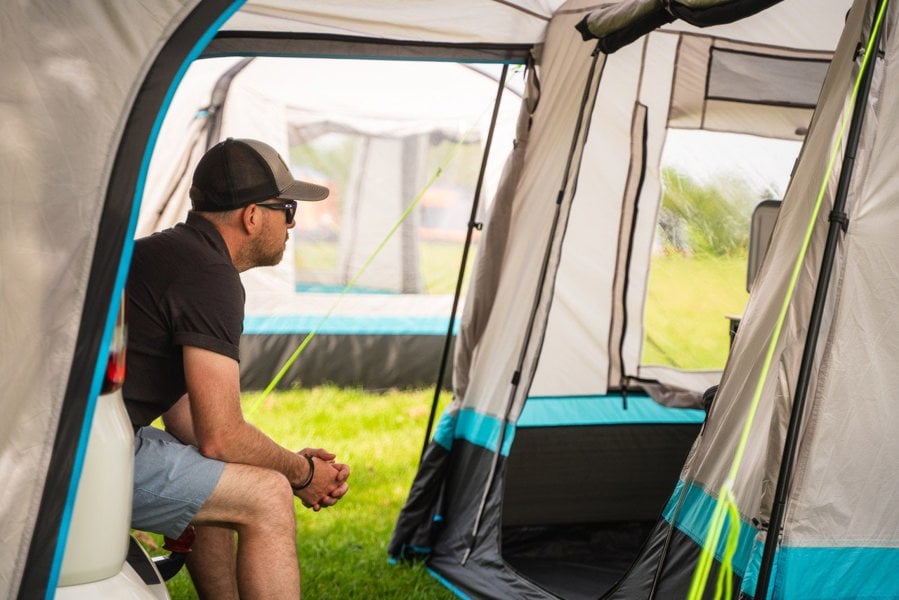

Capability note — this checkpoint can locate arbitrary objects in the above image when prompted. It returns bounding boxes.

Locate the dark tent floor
[503,521,655,599]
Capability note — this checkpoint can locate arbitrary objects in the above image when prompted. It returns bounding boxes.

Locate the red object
[163,525,196,554]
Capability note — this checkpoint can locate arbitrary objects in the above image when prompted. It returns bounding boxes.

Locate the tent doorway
[143,56,525,391]
[499,393,705,599]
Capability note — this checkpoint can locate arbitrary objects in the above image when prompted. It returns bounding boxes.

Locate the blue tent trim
[426,566,472,599]
[519,394,706,427]
[432,409,516,456]
[432,394,706,455]
[244,313,459,336]
[740,542,899,598]
[662,480,757,579]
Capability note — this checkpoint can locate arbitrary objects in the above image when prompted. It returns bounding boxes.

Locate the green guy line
[687,3,888,598]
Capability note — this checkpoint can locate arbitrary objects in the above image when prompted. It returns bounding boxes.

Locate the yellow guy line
[687,2,889,597]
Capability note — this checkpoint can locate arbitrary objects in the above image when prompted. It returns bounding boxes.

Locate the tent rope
[686,2,889,598]
[246,113,486,417]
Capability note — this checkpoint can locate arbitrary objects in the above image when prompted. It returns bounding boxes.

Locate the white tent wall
[337,134,427,294]
[681,4,866,528]
[216,0,561,46]
[527,0,849,406]
[455,6,602,422]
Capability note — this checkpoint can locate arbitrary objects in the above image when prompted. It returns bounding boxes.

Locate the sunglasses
[254,200,297,224]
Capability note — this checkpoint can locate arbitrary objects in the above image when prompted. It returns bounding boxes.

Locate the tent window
[290,130,485,295]
[707,48,830,108]
[668,36,830,139]
[641,130,800,370]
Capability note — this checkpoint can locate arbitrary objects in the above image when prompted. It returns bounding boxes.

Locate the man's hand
[294,447,350,511]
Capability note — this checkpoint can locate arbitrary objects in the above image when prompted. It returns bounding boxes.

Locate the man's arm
[179,345,348,507]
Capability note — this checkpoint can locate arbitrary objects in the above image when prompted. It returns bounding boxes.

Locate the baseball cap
[190,138,329,211]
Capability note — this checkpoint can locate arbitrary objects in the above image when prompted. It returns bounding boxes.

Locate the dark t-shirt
[123,212,244,427]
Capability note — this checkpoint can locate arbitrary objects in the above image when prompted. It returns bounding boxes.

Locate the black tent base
[503,521,655,599]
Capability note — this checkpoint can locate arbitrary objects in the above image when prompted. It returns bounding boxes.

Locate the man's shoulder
[135,222,223,264]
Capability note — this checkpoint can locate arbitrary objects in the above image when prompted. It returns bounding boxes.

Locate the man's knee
[248,469,295,524]
[197,464,295,530]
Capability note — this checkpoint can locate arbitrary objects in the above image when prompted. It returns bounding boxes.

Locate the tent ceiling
[215,0,568,55]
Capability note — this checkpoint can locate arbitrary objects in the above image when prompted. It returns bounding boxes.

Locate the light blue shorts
[131,427,225,538]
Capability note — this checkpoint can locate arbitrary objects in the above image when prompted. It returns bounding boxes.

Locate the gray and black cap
[190,138,329,211]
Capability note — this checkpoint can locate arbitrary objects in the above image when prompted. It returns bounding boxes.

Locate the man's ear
[240,204,259,234]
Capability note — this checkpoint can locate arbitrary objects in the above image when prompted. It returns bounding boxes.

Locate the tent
[3,0,897,599]
[390,0,899,598]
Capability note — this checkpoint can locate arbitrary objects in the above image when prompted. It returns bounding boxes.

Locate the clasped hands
[294,447,350,511]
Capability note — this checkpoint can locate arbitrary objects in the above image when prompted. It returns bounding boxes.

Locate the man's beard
[247,234,285,267]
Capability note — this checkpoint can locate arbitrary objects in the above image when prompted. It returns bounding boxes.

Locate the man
[124,138,350,599]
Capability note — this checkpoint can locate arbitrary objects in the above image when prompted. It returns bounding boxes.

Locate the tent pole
[461,42,605,565]
[419,64,510,462]
[204,57,253,148]
[753,3,886,596]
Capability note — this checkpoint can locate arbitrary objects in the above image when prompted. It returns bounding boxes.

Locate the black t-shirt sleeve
[168,263,243,361]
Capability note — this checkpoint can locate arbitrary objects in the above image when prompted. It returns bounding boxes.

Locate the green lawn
[144,386,456,600]
[642,251,750,370]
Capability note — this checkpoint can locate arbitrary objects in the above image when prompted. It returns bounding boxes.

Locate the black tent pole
[753,3,886,597]
[419,64,509,462]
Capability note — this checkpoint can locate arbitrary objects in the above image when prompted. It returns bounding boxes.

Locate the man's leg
[184,525,238,600]
[191,461,301,600]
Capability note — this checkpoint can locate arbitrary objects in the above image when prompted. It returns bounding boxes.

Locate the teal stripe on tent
[295,283,398,294]
[518,394,705,427]
[432,395,703,454]
[433,411,457,450]
[244,314,459,335]
[432,409,515,455]
[662,480,757,578]
[740,544,899,599]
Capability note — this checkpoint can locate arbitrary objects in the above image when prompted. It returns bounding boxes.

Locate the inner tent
[389,2,848,598]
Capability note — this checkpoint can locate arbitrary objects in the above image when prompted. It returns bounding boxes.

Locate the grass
[642,251,750,370]
[141,386,456,600]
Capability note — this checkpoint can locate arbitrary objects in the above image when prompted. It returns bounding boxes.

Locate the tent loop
[419,63,511,463]
[828,209,850,232]
[460,39,606,567]
[754,0,889,596]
